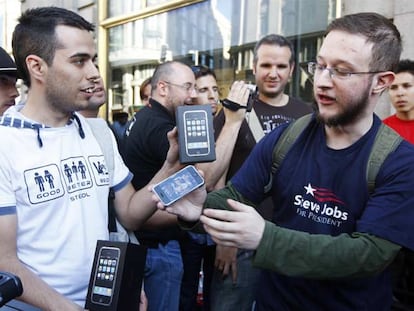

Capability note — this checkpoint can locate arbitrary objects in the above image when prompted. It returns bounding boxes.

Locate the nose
[396,86,405,96]
[10,85,19,99]
[314,68,333,89]
[87,61,100,82]
[207,88,215,99]
[269,66,277,77]
[190,87,197,98]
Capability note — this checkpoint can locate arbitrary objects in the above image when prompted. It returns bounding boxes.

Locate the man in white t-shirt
[0,7,183,310]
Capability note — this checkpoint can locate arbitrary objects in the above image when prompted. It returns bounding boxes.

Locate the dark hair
[326,12,402,72]
[139,77,152,100]
[191,65,216,80]
[395,59,414,75]
[12,6,95,87]
[253,34,295,65]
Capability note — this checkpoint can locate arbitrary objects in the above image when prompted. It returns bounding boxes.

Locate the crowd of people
[0,6,413,311]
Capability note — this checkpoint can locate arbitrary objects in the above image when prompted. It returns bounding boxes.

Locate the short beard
[313,89,370,127]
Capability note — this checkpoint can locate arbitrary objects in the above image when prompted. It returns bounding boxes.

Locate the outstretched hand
[201,199,265,250]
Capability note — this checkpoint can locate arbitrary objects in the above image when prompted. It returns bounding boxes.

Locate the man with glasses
[209,34,312,311]
[179,65,250,311]
[122,61,197,311]
[154,13,414,310]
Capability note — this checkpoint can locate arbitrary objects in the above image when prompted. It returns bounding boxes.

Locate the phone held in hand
[152,165,204,206]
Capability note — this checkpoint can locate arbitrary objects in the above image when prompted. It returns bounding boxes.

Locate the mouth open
[81,86,95,94]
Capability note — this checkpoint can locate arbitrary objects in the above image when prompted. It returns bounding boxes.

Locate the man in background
[383,59,414,308]
[122,61,197,311]
[0,47,19,115]
[140,77,152,107]
[383,59,414,144]
[179,65,249,311]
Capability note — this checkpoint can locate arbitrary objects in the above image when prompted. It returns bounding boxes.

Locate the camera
[246,84,258,112]
[221,83,258,112]
[0,272,23,307]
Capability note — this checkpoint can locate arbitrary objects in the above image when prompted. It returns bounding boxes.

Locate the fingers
[222,262,230,276]
[202,199,251,222]
[231,260,238,284]
[227,81,250,106]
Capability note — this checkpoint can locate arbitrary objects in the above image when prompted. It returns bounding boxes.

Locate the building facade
[8,0,414,120]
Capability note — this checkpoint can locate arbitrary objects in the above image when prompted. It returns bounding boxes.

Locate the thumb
[167,127,178,144]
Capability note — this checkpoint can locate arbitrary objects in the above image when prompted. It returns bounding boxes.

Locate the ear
[289,62,295,77]
[25,54,48,83]
[372,71,395,95]
[157,80,169,97]
[252,62,257,75]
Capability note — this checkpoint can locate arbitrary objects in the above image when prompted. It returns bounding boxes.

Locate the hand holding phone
[152,165,204,206]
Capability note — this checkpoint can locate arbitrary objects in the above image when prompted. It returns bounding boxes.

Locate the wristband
[221,99,247,111]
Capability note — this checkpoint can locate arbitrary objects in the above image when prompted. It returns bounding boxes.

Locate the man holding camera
[210,34,312,311]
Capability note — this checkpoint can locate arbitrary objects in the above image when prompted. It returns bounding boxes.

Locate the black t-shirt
[214,96,313,180]
[122,98,183,243]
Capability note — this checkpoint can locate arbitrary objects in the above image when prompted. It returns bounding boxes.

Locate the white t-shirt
[0,107,132,306]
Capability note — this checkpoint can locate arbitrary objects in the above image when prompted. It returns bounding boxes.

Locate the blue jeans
[143,240,183,311]
[179,233,215,311]
[210,249,260,311]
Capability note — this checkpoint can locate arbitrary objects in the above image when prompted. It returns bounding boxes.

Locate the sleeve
[109,128,133,192]
[357,141,414,251]
[178,182,256,231]
[253,222,401,279]
[0,149,16,216]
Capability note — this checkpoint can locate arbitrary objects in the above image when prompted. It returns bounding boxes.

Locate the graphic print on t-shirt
[24,155,109,204]
[293,182,348,228]
[25,163,65,204]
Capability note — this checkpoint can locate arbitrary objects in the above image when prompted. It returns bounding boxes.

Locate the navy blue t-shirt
[231,114,414,310]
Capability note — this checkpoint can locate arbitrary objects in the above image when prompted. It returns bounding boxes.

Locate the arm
[114,128,184,230]
[0,214,82,311]
[197,81,249,191]
[201,200,401,279]
[253,221,400,279]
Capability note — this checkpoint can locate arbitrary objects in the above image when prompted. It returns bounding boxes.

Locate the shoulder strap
[85,118,116,232]
[86,118,115,180]
[263,116,403,196]
[366,123,402,194]
[246,107,265,142]
[264,114,312,193]
[86,118,140,244]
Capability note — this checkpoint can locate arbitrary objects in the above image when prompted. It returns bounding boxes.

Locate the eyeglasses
[163,81,196,93]
[307,62,384,80]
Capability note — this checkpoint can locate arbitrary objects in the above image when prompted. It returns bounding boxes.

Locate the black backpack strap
[366,124,402,194]
[264,114,313,193]
[107,188,117,233]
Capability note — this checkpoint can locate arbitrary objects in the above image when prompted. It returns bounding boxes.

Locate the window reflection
[107,0,337,113]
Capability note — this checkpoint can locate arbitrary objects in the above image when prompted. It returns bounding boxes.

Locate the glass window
[107,0,337,112]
